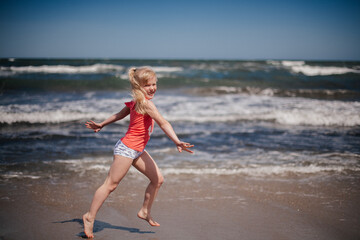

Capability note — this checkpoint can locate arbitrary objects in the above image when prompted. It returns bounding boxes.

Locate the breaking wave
[268,60,360,76]
[0,63,125,74]
[188,86,358,100]
[1,93,359,127]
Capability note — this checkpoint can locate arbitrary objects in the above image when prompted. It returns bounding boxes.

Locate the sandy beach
[1,167,359,240]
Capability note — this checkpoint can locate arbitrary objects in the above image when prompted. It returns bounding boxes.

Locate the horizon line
[2,57,360,62]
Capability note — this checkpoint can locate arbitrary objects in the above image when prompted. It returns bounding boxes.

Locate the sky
[0,0,360,60]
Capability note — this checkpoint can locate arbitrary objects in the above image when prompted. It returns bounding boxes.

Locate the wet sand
[0,171,359,240]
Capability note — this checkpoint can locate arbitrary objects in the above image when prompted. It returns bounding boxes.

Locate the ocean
[1,58,360,239]
[0,58,359,180]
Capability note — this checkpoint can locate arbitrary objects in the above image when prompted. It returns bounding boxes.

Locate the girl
[82,67,194,238]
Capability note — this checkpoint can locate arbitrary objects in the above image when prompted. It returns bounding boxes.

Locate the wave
[115,66,183,79]
[151,66,183,72]
[164,111,360,127]
[0,64,183,76]
[159,94,360,127]
[0,110,111,124]
[1,60,359,95]
[188,86,359,100]
[3,164,356,179]
[280,61,306,67]
[0,96,129,124]
[185,60,360,76]
[1,171,41,180]
[0,63,125,74]
[2,149,359,180]
[160,164,360,176]
[291,65,360,76]
[23,157,360,179]
[268,60,360,76]
[1,94,359,126]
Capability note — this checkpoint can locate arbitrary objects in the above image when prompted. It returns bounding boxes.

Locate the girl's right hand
[85,120,103,132]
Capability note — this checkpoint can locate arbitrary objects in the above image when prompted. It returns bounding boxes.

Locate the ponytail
[128,67,156,114]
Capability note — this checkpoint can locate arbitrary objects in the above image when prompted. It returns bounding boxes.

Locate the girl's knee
[104,179,119,193]
[107,183,118,192]
[154,175,164,188]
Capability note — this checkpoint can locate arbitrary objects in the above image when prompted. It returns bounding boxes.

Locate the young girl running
[82,67,194,238]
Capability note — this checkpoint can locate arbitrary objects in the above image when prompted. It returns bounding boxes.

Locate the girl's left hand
[176,142,194,154]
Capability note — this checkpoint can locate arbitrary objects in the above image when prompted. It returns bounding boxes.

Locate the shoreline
[1,171,359,240]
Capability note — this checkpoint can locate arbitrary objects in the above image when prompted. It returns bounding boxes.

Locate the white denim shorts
[114,140,144,160]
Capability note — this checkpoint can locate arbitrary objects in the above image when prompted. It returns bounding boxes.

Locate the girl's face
[142,77,157,100]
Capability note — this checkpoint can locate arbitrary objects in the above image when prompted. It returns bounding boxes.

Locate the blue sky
[1,0,359,60]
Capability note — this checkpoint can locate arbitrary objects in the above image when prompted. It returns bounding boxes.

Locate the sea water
[0,58,359,180]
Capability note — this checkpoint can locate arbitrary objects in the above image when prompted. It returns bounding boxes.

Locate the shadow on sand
[55,218,155,238]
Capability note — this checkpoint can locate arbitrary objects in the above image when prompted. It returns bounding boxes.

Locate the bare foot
[137,210,160,227]
[82,212,94,238]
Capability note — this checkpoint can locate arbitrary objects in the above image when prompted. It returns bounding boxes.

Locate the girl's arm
[85,106,130,132]
[144,101,194,153]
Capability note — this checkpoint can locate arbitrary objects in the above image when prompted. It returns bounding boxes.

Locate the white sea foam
[2,159,356,182]
[192,86,281,96]
[290,65,360,76]
[267,60,360,76]
[1,93,359,126]
[191,86,356,99]
[156,94,360,127]
[160,164,360,176]
[0,64,181,76]
[151,66,183,72]
[115,73,130,79]
[0,110,111,124]
[282,61,359,76]
[3,149,350,181]
[0,63,124,74]
[281,61,306,67]
[50,156,360,178]
[1,172,41,179]
[0,97,131,124]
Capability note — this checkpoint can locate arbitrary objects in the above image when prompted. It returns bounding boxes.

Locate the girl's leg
[132,151,164,227]
[83,155,133,238]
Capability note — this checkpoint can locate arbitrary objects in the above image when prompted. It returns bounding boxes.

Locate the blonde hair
[128,66,157,114]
